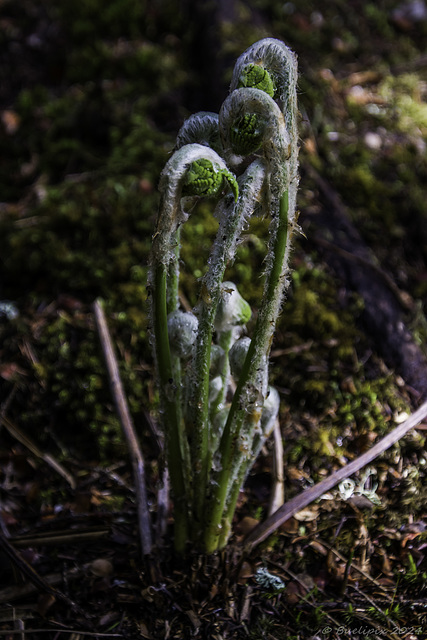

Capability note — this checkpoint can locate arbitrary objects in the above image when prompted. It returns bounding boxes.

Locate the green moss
[178,201,220,304]
[379,73,427,137]
[0,0,190,465]
[284,265,361,341]
[271,264,410,468]
[0,176,157,306]
[363,3,395,38]
[5,302,152,460]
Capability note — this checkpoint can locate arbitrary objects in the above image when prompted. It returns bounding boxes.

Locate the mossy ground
[0,0,426,638]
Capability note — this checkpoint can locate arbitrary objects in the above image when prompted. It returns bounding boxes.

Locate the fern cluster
[149,38,299,553]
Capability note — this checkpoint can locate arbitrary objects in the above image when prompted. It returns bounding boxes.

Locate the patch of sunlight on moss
[379,73,427,137]
[313,425,338,457]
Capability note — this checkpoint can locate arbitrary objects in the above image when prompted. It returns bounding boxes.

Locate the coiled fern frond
[182,158,238,201]
[175,111,222,154]
[229,112,265,156]
[237,62,275,98]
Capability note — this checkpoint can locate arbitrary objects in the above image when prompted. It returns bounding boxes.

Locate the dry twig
[93,299,152,557]
[0,533,90,621]
[268,418,284,516]
[0,631,124,638]
[1,415,76,490]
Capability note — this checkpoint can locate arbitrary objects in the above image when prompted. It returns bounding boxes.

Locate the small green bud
[237,63,275,98]
[230,113,264,156]
[214,282,251,332]
[167,310,198,359]
[182,158,238,201]
[228,336,251,379]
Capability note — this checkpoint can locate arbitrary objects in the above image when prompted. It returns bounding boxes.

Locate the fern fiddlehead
[187,160,265,537]
[220,87,290,194]
[237,62,275,97]
[175,111,222,154]
[228,62,276,157]
[182,157,238,201]
[231,37,299,215]
[229,112,265,156]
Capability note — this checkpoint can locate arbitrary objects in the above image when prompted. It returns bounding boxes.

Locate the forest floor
[0,0,427,638]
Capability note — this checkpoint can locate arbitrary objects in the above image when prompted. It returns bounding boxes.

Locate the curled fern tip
[182,158,238,201]
[237,63,275,98]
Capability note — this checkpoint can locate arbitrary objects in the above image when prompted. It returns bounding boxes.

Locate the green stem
[188,162,265,542]
[189,308,214,537]
[150,144,234,551]
[167,227,180,314]
[205,190,290,553]
[167,227,193,503]
[153,261,188,552]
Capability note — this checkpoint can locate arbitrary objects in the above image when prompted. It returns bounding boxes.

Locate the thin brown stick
[93,298,152,557]
[267,418,284,516]
[10,529,109,547]
[0,631,123,638]
[0,533,89,619]
[244,399,427,552]
[1,415,76,489]
[0,564,89,604]
[0,382,18,425]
